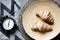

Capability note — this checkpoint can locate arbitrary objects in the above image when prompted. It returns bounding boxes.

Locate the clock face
[3,19,14,30]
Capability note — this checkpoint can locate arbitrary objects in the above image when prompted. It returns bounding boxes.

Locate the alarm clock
[0,16,19,37]
[3,18,14,30]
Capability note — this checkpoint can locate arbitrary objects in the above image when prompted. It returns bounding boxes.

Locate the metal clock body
[0,16,19,37]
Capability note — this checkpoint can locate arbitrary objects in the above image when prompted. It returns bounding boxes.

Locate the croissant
[31,20,52,32]
[36,11,54,25]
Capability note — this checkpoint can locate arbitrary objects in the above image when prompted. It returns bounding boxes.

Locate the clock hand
[8,20,10,28]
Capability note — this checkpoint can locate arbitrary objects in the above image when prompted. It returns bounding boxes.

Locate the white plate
[22,1,60,40]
